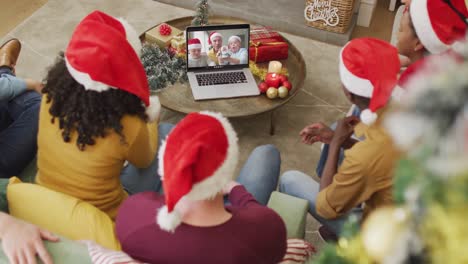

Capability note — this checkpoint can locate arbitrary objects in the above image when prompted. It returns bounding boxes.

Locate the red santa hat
[156,111,239,232]
[339,38,400,125]
[410,0,468,54]
[208,31,223,45]
[65,10,160,122]
[188,38,202,50]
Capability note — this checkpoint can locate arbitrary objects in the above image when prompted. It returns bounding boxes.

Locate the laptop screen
[186,24,250,71]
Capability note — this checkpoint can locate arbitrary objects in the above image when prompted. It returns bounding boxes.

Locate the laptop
[186,24,260,100]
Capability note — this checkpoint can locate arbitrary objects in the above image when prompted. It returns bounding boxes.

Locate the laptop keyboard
[196,72,247,86]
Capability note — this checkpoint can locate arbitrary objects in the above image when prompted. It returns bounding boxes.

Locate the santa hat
[228,35,241,43]
[65,10,160,122]
[188,38,202,50]
[156,111,239,232]
[410,0,468,54]
[208,31,223,45]
[339,38,400,125]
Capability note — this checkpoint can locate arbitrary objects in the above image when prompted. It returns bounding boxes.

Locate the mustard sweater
[36,98,158,219]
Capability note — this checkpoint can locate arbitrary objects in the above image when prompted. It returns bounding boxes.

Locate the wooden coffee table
[142,16,306,135]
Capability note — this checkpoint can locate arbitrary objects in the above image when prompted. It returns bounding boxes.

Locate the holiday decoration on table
[249,60,289,81]
[250,25,283,42]
[168,34,187,58]
[249,37,289,63]
[304,0,355,34]
[191,0,210,26]
[260,72,291,99]
[140,43,188,91]
[314,42,468,264]
[145,23,182,49]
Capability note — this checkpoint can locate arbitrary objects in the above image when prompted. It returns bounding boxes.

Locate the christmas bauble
[266,87,278,99]
[258,82,269,93]
[278,74,288,84]
[278,86,288,98]
[265,73,281,88]
[362,207,409,262]
[282,81,292,91]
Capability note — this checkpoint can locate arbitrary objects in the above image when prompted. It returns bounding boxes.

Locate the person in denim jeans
[0,39,43,178]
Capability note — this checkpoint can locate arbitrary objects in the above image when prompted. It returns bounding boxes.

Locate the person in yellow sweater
[35,11,170,220]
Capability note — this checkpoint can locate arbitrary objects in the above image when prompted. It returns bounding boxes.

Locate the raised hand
[331,116,360,147]
[299,122,334,145]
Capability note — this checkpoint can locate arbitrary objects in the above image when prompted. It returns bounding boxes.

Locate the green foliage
[313,244,351,264]
[339,214,361,239]
[140,44,187,91]
[191,0,210,26]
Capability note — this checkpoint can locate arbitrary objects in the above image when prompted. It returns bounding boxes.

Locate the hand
[222,181,241,195]
[25,79,44,94]
[0,213,59,264]
[299,122,334,145]
[399,54,411,67]
[330,116,360,147]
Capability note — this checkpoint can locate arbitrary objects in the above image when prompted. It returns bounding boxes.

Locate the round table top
[142,16,306,118]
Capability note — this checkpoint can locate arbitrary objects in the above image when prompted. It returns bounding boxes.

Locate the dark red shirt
[116,186,287,264]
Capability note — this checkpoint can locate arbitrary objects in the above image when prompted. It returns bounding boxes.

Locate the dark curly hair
[42,53,148,151]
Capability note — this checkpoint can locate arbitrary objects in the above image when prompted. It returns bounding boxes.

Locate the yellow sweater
[36,98,158,219]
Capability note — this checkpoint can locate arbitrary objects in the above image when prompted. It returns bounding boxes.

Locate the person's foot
[0,39,21,69]
[318,225,338,242]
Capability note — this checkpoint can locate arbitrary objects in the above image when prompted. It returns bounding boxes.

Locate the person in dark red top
[116,111,286,264]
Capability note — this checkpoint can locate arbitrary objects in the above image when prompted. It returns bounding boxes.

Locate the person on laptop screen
[224,35,248,65]
[188,38,215,68]
[207,32,224,65]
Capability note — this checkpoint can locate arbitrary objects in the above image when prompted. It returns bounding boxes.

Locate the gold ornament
[361,206,409,263]
[266,87,278,99]
[278,86,288,98]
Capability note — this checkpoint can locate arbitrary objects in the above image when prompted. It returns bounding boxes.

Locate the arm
[0,76,43,102]
[224,181,261,208]
[125,120,159,168]
[0,212,59,264]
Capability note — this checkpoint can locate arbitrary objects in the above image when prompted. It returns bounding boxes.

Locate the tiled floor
[0,0,398,254]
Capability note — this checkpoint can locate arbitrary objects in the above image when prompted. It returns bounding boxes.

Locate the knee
[253,144,280,161]
[279,170,304,190]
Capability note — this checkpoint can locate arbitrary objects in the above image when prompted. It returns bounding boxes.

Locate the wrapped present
[168,46,187,59]
[250,25,283,42]
[145,23,182,48]
[170,34,186,51]
[249,37,289,63]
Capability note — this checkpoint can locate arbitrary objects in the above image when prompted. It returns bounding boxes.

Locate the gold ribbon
[249,40,287,63]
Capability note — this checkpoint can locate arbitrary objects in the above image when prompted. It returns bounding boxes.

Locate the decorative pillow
[81,240,143,264]
[7,177,120,250]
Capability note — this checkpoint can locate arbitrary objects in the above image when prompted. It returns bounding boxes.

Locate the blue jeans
[279,170,362,234]
[236,144,281,205]
[0,68,41,178]
[120,123,175,194]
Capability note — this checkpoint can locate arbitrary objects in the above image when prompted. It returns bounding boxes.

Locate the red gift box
[250,25,283,42]
[249,37,289,63]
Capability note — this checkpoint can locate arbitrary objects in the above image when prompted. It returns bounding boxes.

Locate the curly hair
[42,53,148,151]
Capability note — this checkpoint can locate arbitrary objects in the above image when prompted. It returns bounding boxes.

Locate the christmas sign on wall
[304,0,339,27]
[304,0,355,33]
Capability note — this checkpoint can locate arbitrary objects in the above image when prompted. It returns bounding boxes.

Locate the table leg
[270,110,276,136]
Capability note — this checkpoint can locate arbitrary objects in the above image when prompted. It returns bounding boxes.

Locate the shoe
[318,225,338,242]
[0,39,21,69]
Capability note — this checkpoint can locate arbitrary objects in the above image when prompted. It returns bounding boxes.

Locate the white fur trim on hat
[410,0,450,54]
[157,138,167,179]
[117,18,142,56]
[228,35,241,43]
[188,43,202,50]
[391,85,405,101]
[157,205,182,232]
[361,109,378,125]
[210,32,223,42]
[146,95,161,123]
[339,48,373,98]
[65,57,112,92]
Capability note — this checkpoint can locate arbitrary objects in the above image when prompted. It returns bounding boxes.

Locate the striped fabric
[279,239,316,264]
[81,241,145,264]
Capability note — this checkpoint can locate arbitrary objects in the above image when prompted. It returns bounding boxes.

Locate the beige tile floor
[0,0,397,254]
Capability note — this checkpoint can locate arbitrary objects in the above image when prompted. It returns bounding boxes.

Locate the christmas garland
[140,44,188,91]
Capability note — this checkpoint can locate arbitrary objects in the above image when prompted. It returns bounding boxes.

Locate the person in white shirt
[187,38,215,68]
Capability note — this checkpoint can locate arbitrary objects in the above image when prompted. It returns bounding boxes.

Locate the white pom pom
[117,18,142,56]
[146,96,161,123]
[361,109,378,125]
[156,205,182,232]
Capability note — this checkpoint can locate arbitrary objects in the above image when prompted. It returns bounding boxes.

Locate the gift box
[250,25,283,42]
[249,37,289,63]
[145,23,182,48]
[170,34,186,51]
